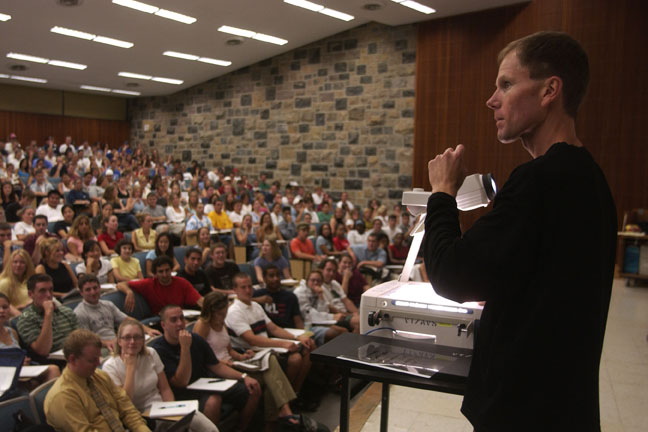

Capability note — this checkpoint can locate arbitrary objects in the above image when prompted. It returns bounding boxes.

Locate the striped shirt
[17,304,78,353]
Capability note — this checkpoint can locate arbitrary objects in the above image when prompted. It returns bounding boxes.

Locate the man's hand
[255,295,273,304]
[333,313,345,321]
[427,144,467,197]
[102,339,116,353]
[124,291,135,313]
[145,327,161,337]
[297,334,316,350]
[243,376,261,395]
[241,349,255,360]
[178,330,192,350]
[42,300,55,318]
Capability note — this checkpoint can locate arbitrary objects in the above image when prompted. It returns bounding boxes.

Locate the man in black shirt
[423,32,616,431]
[205,243,239,294]
[151,304,260,429]
[253,265,304,329]
[177,248,211,295]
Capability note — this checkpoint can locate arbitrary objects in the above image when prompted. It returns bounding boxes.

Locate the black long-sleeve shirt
[423,143,617,431]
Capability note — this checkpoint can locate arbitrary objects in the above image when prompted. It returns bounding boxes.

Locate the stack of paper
[186,378,237,392]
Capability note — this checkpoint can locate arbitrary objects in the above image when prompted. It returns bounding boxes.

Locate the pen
[208,379,225,383]
[160,404,185,409]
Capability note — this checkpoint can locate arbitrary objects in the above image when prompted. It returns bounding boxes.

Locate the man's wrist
[239,372,248,381]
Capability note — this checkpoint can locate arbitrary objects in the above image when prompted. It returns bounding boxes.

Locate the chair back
[29,378,57,425]
[0,396,35,431]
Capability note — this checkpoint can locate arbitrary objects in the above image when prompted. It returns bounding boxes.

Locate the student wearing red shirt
[116,255,203,315]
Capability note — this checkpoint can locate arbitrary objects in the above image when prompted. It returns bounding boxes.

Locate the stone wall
[128,22,416,206]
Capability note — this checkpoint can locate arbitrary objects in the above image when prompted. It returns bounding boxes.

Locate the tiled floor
[359,278,648,432]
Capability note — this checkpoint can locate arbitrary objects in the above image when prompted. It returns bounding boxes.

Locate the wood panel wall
[0,110,130,148]
[413,0,648,231]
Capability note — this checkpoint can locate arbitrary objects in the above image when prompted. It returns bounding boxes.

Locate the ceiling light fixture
[7,53,87,70]
[118,71,152,80]
[112,89,141,96]
[80,85,111,92]
[284,0,354,21]
[151,77,183,85]
[218,26,287,46]
[0,13,11,21]
[112,0,196,24]
[7,53,48,63]
[391,0,436,14]
[164,51,231,67]
[118,72,183,85]
[10,75,48,83]
[47,60,87,70]
[51,26,134,48]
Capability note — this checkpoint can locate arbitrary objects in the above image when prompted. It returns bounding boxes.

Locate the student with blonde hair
[35,237,78,298]
[0,249,35,316]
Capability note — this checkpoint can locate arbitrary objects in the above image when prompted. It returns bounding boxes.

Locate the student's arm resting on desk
[169,330,193,388]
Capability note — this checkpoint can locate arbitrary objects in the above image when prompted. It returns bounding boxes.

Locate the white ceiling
[0,0,526,98]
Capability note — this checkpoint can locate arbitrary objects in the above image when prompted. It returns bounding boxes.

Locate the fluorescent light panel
[93,36,134,48]
[51,26,95,40]
[164,51,231,67]
[112,0,158,13]
[112,0,196,24]
[218,26,287,46]
[10,75,47,83]
[151,77,183,85]
[47,60,87,70]
[118,71,152,80]
[0,13,12,21]
[7,53,48,63]
[283,0,354,21]
[118,72,183,85]
[81,85,111,92]
[50,26,133,48]
[7,53,87,70]
[112,89,141,96]
[154,9,196,24]
[391,0,436,14]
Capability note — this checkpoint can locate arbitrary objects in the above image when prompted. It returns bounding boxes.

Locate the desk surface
[311,333,470,395]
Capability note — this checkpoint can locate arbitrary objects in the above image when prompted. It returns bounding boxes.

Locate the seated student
[111,239,143,282]
[351,232,387,277]
[13,206,36,241]
[131,213,156,251]
[165,193,186,238]
[315,223,342,257]
[145,233,180,277]
[117,255,203,315]
[0,292,60,384]
[0,222,15,270]
[196,226,212,267]
[35,189,64,223]
[0,249,35,317]
[44,329,150,432]
[320,259,360,333]
[194,292,317,427]
[67,176,94,215]
[76,240,115,284]
[17,274,78,359]
[254,239,291,284]
[387,232,409,265]
[347,220,369,247]
[102,319,218,432]
[226,273,315,395]
[254,265,305,329]
[185,201,211,245]
[97,214,124,256]
[6,189,34,223]
[290,223,325,264]
[278,206,297,241]
[142,192,168,233]
[234,214,257,261]
[151,304,261,429]
[205,242,239,295]
[35,237,78,298]
[335,254,369,307]
[66,214,96,262]
[24,215,59,266]
[177,247,211,296]
[293,270,349,346]
[75,275,158,353]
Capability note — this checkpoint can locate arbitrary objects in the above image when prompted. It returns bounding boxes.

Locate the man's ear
[541,76,562,108]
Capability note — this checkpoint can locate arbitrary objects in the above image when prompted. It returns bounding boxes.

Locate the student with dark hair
[177,248,211,295]
[17,274,78,358]
[145,232,180,277]
[75,240,114,284]
[116,255,203,315]
[204,242,239,294]
[111,239,143,282]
